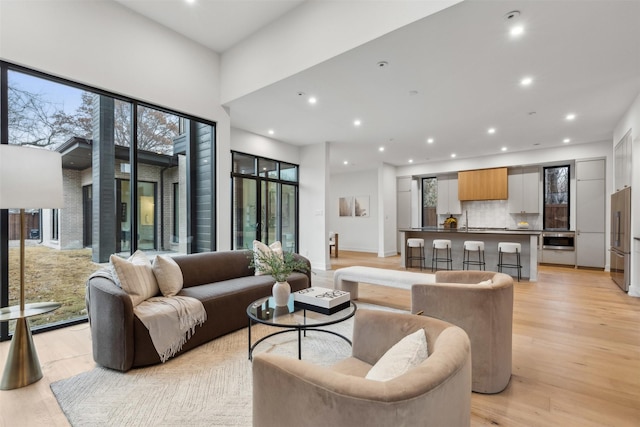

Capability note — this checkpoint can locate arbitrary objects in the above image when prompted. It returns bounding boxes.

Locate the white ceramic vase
[272,281,291,306]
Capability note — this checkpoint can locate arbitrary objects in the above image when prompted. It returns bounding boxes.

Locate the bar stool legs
[431,239,452,272]
[463,240,485,270]
[406,238,425,270]
[497,242,522,281]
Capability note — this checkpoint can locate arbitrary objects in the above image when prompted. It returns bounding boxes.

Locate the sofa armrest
[87,276,136,371]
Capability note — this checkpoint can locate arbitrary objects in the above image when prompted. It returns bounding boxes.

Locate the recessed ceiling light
[510,25,524,37]
[268,130,274,135]
[451,153,456,158]
[354,119,361,126]
[343,160,349,165]
[427,138,434,144]
[501,147,508,152]
[520,77,533,86]
[377,61,388,68]
[565,113,576,120]
[308,97,317,104]
[488,128,496,134]
[408,159,413,163]
[563,138,571,143]
[185,0,196,4]
[379,147,385,152]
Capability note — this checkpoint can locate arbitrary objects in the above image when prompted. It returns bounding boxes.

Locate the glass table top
[247,295,356,328]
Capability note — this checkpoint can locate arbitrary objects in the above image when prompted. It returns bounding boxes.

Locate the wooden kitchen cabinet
[458,167,507,200]
[508,167,540,214]
[436,174,461,215]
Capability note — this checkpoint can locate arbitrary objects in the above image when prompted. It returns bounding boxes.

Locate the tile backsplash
[439,200,542,230]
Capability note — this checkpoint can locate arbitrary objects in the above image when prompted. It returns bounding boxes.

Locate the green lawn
[7,245,102,327]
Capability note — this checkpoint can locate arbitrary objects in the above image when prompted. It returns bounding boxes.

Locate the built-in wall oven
[542,232,575,250]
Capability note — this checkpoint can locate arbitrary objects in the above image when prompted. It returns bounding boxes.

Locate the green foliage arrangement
[248,249,309,283]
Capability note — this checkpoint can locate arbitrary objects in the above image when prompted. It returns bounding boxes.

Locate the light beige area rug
[51,304,402,427]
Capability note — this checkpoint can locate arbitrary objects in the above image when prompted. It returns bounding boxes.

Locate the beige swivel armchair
[411,270,514,394]
[252,309,471,427]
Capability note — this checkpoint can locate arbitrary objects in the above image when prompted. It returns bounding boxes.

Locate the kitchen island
[400,228,541,281]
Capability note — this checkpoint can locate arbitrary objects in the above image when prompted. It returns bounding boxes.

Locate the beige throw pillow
[253,240,283,276]
[365,328,429,382]
[110,250,159,306]
[152,255,184,297]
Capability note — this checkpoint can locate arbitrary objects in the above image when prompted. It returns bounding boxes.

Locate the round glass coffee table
[246,295,357,360]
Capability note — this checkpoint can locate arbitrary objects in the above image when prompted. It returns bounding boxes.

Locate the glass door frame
[230,152,299,252]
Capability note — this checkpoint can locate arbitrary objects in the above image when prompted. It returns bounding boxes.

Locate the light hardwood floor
[1,251,639,426]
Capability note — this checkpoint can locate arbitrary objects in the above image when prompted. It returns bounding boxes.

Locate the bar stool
[497,242,522,281]
[406,238,426,270]
[462,240,485,270]
[431,239,453,272]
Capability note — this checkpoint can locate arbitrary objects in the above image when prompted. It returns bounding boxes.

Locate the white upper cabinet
[396,177,411,229]
[614,130,632,192]
[437,175,461,215]
[508,167,540,214]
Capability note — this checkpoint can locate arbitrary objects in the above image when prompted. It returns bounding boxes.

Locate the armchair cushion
[365,328,428,381]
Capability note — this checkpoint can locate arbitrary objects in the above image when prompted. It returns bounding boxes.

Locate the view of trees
[8,72,179,154]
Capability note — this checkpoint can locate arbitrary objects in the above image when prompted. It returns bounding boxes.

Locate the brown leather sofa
[411,270,514,394]
[252,309,472,427]
[86,250,311,371]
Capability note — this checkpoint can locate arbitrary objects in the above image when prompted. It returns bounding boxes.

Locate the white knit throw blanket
[134,296,207,363]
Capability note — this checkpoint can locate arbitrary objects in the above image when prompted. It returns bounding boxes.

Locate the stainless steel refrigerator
[610,187,631,291]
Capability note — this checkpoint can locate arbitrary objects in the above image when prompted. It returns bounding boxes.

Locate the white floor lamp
[0,144,64,390]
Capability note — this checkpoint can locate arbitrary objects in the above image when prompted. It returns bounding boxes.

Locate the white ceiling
[114,0,307,53]
[115,0,640,173]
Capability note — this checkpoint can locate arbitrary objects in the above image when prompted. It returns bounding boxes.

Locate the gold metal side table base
[0,302,61,390]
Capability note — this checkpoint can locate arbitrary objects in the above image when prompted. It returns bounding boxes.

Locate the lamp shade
[0,145,64,209]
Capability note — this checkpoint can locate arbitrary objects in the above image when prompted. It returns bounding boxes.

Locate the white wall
[614,91,640,297]
[299,142,330,272]
[220,0,462,103]
[0,0,233,250]
[379,163,398,257]
[330,169,378,253]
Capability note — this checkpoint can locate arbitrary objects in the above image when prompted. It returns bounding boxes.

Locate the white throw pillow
[365,329,429,382]
[152,255,184,297]
[110,250,159,306]
[253,240,283,276]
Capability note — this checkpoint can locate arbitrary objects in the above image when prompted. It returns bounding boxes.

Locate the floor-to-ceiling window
[231,152,299,251]
[0,62,216,339]
[543,165,570,230]
[422,177,438,227]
